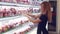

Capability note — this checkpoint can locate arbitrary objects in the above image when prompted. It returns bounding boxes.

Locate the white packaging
[16,10,21,15]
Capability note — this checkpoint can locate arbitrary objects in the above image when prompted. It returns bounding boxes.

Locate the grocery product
[2,26,7,32]
[0,10,3,18]
[14,32,16,34]
[19,32,25,34]
[0,27,2,33]
[29,8,33,13]
[20,20,24,24]
[24,27,31,32]
[2,8,7,17]
[16,0,20,3]
[3,0,10,2]
[10,8,16,15]
[16,10,21,15]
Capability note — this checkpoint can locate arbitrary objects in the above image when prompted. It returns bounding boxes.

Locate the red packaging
[16,0,20,3]
[20,21,24,24]
[4,0,10,2]
[6,11,10,17]
[10,0,14,3]
[0,27,2,33]
[1,0,5,2]
[7,25,11,29]
[4,12,8,17]
[10,8,16,15]
[3,25,8,31]
[3,8,7,17]
[5,25,8,29]
[19,21,21,25]
[20,0,23,2]
[2,26,6,32]
[0,11,3,18]
[9,25,13,28]
[23,0,28,4]
[25,29,29,32]
[19,32,25,34]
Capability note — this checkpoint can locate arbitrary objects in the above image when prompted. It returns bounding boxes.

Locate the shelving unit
[2,27,37,34]
[0,2,40,8]
[0,13,40,34]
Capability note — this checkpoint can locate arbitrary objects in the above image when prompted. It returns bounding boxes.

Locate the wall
[57,0,60,34]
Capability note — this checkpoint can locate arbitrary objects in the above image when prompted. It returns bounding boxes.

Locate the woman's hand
[24,14,31,19]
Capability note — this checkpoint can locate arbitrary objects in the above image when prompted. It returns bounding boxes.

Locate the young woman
[23,1,52,34]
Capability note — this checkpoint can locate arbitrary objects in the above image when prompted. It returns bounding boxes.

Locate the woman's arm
[27,13,41,19]
[27,13,35,18]
[28,17,41,23]
[25,14,41,23]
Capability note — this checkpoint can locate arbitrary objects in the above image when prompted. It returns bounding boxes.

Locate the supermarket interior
[0,0,59,34]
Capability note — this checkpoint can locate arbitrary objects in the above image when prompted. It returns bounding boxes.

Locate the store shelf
[2,25,23,34]
[1,19,37,34]
[0,2,40,8]
[0,13,40,21]
[0,13,40,28]
[0,15,22,21]
[2,26,37,34]
[27,27,37,34]
[0,13,48,34]
[0,2,30,7]
[2,21,37,34]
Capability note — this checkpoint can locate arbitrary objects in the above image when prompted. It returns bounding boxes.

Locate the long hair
[41,1,52,22]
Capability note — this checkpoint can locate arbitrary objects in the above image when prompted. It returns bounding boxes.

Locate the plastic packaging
[0,10,3,18]
[10,8,16,16]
